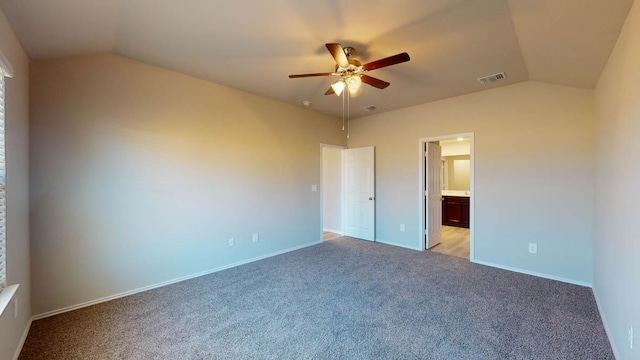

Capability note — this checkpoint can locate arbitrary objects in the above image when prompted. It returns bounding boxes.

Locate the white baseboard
[322,228,342,234]
[471,259,592,288]
[592,287,620,360]
[33,241,322,320]
[375,238,423,251]
[12,317,32,360]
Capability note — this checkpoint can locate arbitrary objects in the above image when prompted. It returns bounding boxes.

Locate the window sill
[0,284,19,317]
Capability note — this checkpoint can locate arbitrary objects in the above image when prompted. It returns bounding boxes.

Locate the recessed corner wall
[348,81,595,285]
[29,54,346,315]
[593,0,640,358]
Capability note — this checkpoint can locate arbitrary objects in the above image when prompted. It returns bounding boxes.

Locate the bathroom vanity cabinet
[442,196,469,228]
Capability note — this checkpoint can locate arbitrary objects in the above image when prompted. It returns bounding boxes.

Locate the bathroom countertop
[441,190,470,197]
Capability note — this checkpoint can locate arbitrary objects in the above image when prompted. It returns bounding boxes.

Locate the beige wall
[0,7,31,360]
[349,81,595,284]
[594,1,640,358]
[30,54,346,315]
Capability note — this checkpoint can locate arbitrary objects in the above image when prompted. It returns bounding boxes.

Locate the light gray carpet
[19,238,613,359]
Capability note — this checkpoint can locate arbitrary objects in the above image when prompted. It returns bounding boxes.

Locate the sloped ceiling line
[0,0,633,118]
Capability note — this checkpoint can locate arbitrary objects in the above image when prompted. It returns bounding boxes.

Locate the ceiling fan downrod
[343,47,356,58]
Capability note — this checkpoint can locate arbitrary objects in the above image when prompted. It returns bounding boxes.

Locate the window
[0,68,5,290]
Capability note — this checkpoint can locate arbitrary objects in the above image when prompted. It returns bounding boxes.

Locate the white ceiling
[0,0,634,118]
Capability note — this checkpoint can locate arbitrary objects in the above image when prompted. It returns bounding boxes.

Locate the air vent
[361,105,377,111]
[477,72,507,84]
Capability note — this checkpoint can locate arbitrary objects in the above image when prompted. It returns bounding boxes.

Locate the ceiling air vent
[477,72,507,84]
[361,105,378,111]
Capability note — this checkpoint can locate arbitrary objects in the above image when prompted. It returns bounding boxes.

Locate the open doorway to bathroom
[419,134,474,260]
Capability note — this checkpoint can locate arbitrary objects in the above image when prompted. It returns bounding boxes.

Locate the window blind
[0,68,6,290]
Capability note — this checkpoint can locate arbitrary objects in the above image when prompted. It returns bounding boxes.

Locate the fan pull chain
[342,90,345,131]
[347,91,350,139]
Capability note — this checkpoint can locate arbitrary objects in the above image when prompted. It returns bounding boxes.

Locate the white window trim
[0,55,13,314]
[0,68,6,292]
[0,51,14,78]
[0,284,18,317]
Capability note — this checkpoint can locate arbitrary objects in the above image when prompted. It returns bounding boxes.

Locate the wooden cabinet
[442,196,469,228]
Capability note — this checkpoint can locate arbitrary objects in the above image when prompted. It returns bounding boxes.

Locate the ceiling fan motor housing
[343,46,356,57]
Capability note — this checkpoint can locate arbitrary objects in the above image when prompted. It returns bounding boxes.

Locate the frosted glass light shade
[349,84,363,97]
[331,81,345,96]
[347,75,362,90]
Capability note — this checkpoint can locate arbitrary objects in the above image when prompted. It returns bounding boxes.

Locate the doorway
[320,145,376,242]
[419,133,474,260]
[321,144,345,241]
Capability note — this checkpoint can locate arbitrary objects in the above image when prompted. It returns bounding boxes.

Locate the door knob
[369,197,375,200]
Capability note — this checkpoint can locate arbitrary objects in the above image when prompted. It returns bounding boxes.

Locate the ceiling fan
[289,43,410,98]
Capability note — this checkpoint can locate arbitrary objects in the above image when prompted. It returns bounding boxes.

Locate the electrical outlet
[629,326,634,349]
[13,298,18,319]
[311,184,317,192]
[228,238,235,247]
[252,233,259,242]
[528,243,538,254]
[400,224,405,232]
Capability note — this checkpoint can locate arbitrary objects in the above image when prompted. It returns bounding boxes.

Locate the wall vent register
[477,72,507,84]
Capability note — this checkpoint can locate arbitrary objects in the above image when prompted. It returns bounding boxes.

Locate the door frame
[418,133,475,260]
[320,143,346,242]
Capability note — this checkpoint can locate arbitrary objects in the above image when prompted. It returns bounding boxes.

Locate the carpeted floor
[19,238,613,359]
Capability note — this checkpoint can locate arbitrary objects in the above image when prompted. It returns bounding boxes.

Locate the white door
[426,142,442,249]
[343,147,375,241]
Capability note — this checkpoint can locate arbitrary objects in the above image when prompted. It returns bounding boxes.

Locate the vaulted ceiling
[0,0,634,118]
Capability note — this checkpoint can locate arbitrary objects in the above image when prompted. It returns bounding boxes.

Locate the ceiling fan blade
[325,87,335,95]
[361,75,390,89]
[362,52,410,71]
[326,43,349,67]
[289,72,333,78]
